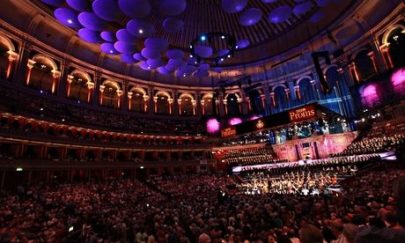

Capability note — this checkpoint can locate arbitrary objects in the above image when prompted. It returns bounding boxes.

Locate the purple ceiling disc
[163,17,184,32]
[141,48,161,59]
[92,0,123,22]
[147,58,165,68]
[66,0,90,11]
[236,39,250,49]
[116,29,137,42]
[310,11,325,23]
[168,58,185,68]
[262,0,277,3]
[100,42,119,54]
[293,1,313,16]
[100,31,116,42]
[157,66,172,75]
[114,41,137,53]
[41,0,64,7]
[78,28,102,43]
[239,8,262,26]
[200,63,210,70]
[144,37,169,51]
[166,49,184,59]
[194,45,213,58]
[316,0,332,7]
[78,11,107,31]
[218,49,230,56]
[157,0,187,16]
[221,0,248,14]
[268,6,292,23]
[118,0,151,19]
[127,19,155,38]
[139,61,152,70]
[195,69,209,78]
[120,53,137,63]
[54,8,81,29]
[133,52,146,61]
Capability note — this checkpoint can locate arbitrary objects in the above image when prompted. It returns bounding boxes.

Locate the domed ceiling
[34,0,355,79]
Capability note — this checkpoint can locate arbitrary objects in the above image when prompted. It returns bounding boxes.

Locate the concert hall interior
[0,0,405,242]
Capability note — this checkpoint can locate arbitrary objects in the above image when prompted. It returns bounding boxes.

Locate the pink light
[206,118,220,133]
[391,68,405,86]
[249,115,261,121]
[361,84,379,107]
[229,117,242,126]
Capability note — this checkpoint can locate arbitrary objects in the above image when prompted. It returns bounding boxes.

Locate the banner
[288,104,316,122]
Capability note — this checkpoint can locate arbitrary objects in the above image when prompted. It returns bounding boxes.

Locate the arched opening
[226,93,240,116]
[0,41,8,79]
[68,71,92,103]
[155,92,170,115]
[354,49,376,81]
[274,86,288,111]
[202,94,215,116]
[298,78,314,104]
[27,55,59,94]
[130,88,147,113]
[247,89,264,114]
[179,94,194,116]
[101,81,120,109]
[387,28,405,68]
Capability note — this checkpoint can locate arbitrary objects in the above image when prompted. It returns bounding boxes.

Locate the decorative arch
[201,93,215,116]
[201,93,213,100]
[155,90,172,99]
[323,65,339,77]
[179,92,195,101]
[0,34,16,51]
[130,87,147,96]
[102,80,121,90]
[129,87,148,113]
[224,92,241,100]
[71,70,92,83]
[271,84,287,92]
[296,75,313,86]
[100,80,121,109]
[382,24,405,45]
[32,54,58,71]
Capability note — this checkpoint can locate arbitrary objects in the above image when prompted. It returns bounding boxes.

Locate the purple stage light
[361,84,379,107]
[207,118,220,133]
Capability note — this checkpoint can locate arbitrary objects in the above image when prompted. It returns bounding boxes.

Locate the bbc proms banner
[221,103,319,137]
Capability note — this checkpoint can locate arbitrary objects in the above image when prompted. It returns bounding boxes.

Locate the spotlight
[227,54,231,58]
[189,54,193,58]
[189,45,193,49]
[138,29,144,34]
[220,58,224,62]
[200,35,207,41]
[235,45,239,49]
[67,19,73,24]
[109,50,113,54]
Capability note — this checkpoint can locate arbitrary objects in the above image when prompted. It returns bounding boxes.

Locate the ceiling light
[221,35,226,39]
[189,54,193,58]
[138,29,144,34]
[67,19,73,24]
[109,50,113,54]
[200,35,207,41]
[227,54,231,58]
